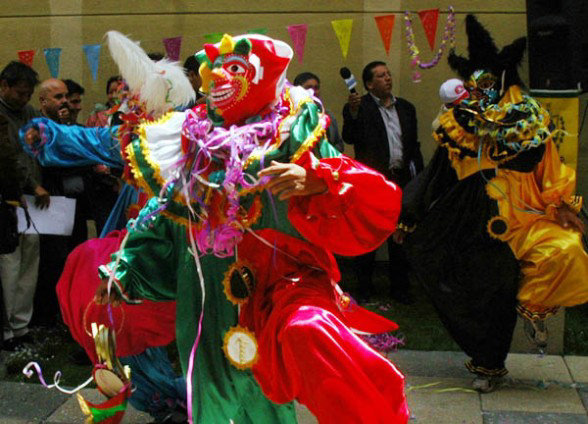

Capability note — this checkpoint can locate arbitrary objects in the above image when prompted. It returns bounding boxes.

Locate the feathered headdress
[106,31,195,116]
[448,14,527,91]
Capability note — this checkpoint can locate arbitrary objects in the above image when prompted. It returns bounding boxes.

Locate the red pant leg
[253,305,409,424]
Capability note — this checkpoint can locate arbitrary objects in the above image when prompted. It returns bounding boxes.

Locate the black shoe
[390,290,414,305]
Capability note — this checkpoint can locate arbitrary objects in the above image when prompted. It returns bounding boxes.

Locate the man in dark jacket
[342,61,423,304]
[0,61,45,351]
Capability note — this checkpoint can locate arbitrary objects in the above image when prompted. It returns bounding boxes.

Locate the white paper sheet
[17,195,76,236]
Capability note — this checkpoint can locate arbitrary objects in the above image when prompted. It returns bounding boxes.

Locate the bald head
[39,78,69,122]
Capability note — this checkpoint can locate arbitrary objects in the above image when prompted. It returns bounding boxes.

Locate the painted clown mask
[196,34,293,127]
[463,69,500,108]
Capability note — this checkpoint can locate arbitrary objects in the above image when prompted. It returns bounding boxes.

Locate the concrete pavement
[0,350,587,423]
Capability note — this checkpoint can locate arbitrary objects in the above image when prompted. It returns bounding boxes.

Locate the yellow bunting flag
[331,19,354,59]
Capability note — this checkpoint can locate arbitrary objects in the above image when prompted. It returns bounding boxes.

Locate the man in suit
[342,61,423,304]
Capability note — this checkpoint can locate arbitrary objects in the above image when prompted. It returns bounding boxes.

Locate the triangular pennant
[43,48,62,78]
[203,33,224,44]
[18,50,35,67]
[163,36,182,61]
[374,15,396,55]
[331,19,353,60]
[287,24,308,64]
[418,9,440,51]
[82,44,101,81]
[247,28,268,35]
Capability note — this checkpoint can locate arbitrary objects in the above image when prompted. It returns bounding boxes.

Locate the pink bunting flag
[418,9,440,51]
[287,24,308,64]
[374,15,396,55]
[18,50,35,67]
[163,36,182,61]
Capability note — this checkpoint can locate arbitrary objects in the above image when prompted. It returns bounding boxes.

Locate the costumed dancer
[19,58,188,421]
[25,32,409,423]
[398,15,588,393]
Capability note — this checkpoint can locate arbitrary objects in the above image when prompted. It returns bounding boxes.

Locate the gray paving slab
[0,381,68,422]
[578,385,588,412]
[482,411,588,424]
[566,356,588,383]
[387,350,472,379]
[295,401,318,424]
[506,353,573,383]
[406,376,482,424]
[481,381,585,414]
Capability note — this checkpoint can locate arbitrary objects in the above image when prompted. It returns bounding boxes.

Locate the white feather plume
[106,31,195,116]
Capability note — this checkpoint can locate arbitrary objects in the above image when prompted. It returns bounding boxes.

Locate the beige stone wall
[1,0,526,161]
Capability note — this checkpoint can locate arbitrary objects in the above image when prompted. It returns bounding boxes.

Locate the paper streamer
[83,44,101,81]
[44,48,62,78]
[163,36,182,61]
[287,24,308,64]
[374,15,396,55]
[418,9,440,51]
[331,19,354,60]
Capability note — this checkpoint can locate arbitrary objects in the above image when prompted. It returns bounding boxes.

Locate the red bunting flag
[18,50,35,67]
[418,8,440,51]
[374,15,396,55]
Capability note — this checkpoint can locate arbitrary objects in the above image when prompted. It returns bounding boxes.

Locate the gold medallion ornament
[223,325,259,370]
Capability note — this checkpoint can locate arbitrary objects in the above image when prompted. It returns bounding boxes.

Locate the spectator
[62,79,85,125]
[183,55,206,107]
[34,78,89,325]
[86,76,123,127]
[0,61,45,351]
[294,71,344,152]
[342,61,424,304]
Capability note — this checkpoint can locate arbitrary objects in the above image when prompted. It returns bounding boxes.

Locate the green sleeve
[288,101,342,162]
[99,217,180,302]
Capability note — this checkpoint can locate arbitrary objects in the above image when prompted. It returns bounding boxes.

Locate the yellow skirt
[509,218,588,316]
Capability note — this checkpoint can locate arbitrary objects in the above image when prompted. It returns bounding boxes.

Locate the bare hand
[25,127,40,145]
[258,161,327,201]
[555,203,585,233]
[392,229,407,244]
[93,164,110,175]
[58,107,70,124]
[94,278,123,307]
[348,92,361,114]
[34,185,50,209]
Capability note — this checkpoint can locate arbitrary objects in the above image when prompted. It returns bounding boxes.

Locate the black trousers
[353,234,410,299]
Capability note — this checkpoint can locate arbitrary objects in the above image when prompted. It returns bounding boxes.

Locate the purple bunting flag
[163,36,182,61]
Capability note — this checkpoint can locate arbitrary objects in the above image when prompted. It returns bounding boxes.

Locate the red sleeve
[288,151,402,256]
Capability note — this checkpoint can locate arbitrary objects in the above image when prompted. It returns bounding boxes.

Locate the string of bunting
[14,9,452,81]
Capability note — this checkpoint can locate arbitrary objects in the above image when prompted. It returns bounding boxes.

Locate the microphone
[339,67,358,94]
